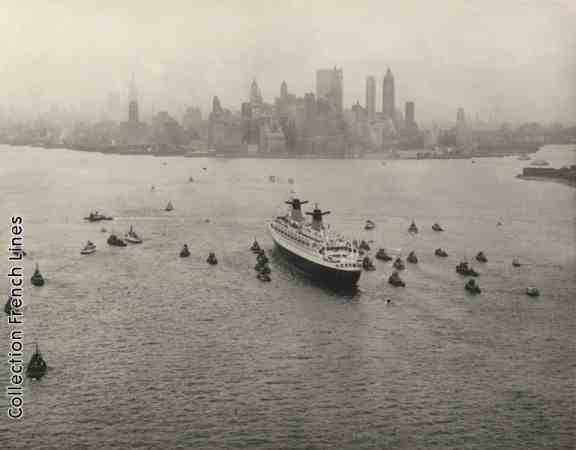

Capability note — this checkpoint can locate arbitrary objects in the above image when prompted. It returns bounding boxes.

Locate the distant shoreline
[516,175,576,188]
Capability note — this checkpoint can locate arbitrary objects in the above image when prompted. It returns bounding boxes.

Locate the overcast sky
[1,0,575,124]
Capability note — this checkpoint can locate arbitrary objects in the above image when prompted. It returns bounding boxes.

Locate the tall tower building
[365,76,376,121]
[382,68,395,120]
[456,107,466,126]
[316,67,343,114]
[128,74,139,124]
[250,80,263,104]
[280,81,288,100]
[405,101,415,126]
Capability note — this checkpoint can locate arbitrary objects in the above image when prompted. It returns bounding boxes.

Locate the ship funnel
[285,197,308,222]
[305,204,331,231]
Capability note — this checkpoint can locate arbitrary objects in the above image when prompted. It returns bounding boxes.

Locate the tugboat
[432,223,444,232]
[435,248,448,257]
[456,261,479,277]
[364,220,376,230]
[512,257,521,267]
[375,248,393,261]
[526,287,540,297]
[206,252,218,265]
[26,343,47,380]
[257,272,271,282]
[107,234,127,247]
[165,201,174,212]
[407,251,418,264]
[255,263,271,275]
[408,221,418,234]
[80,241,96,255]
[359,240,371,251]
[84,211,113,222]
[268,196,362,287]
[179,244,190,258]
[388,271,405,287]
[31,264,45,286]
[393,257,405,271]
[250,240,261,253]
[465,279,481,294]
[475,251,487,263]
[362,256,376,271]
[124,225,143,244]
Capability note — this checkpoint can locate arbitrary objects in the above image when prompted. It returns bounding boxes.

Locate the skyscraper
[280,81,288,100]
[382,68,395,120]
[250,80,263,104]
[405,101,415,126]
[128,74,139,124]
[316,67,343,114]
[365,76,376,121]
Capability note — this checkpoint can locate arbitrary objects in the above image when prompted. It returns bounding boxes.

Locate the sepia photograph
[1,0,575,448]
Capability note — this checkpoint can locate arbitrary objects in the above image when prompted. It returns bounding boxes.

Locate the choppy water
[1,145,575,449]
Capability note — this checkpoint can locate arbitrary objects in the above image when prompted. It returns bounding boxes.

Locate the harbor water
[1,145,575,449]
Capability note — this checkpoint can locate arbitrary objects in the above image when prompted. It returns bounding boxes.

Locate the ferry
[268,196,362,287]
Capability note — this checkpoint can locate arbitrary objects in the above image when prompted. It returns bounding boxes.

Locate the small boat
[475,251,487,263]
[362,256,376,271]
[124,225,143,244]
[179,244,190,258]
[526,287,540,297]
[250,240,261,253]
[107,234,127,247]
[407,251,418,264]
[393,257,405,271]
[287,178,294,184]
[26,343,47,380]
[80,241,96,255]
[388,271,405,287]
[435,248,448,257]
[375,248,393,261]
[257,253,269,265]
[530,159,549,167]
[256,263,271,275]
[456,261,479,277]
[517,154,531,161]
[359,240,371,251]
[165,201,174,212]
[84,211,113,222]
[31,264,45,286]
[364,220,376,230]
[268,175,276,183]
[206,252,218,265]
[512,258,521,267]
[408,221,418,234]
[432,223,444,232]
[257,272,271,282]
[100,227,107,233]
[188,177,194,183]
[465,279,481,294]
[151,185,156,191]
[4,297,12,315]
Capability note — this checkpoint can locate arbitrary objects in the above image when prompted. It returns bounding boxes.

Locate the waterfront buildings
[316,68,343,114]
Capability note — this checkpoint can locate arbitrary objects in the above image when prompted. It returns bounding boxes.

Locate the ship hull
[274,240,361,287]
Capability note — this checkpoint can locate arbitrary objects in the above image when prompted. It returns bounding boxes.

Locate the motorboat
[31,264,45,286]
[393,257,405,271]
[26,343,47,380]
[512,258,521,267]
[124,225,143,244]
[432,223,444,232]
[375,248,393,261]
[250,240,261,253]
[465,279,481,294]
[475,251,487,263]
[180,244,190,258]
[165,201,174,212]
[206,252,218,265]
[526,287,540,297]
[456,261,479,277]
[362,256,376,271]
[107,234,127,247]
[435,248,448,257]
[388,271,405,287]
[408,221,418,234]
[80,241,96,255]
[364,220,376,230]
[84,211,113,222]
[407,251,418,264]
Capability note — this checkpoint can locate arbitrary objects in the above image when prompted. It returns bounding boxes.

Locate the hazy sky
[1,0,575,124]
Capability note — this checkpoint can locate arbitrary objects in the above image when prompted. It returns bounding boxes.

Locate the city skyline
[0,0,575,124]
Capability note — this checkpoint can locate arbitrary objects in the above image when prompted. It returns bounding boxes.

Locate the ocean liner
[269,196,362,286]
